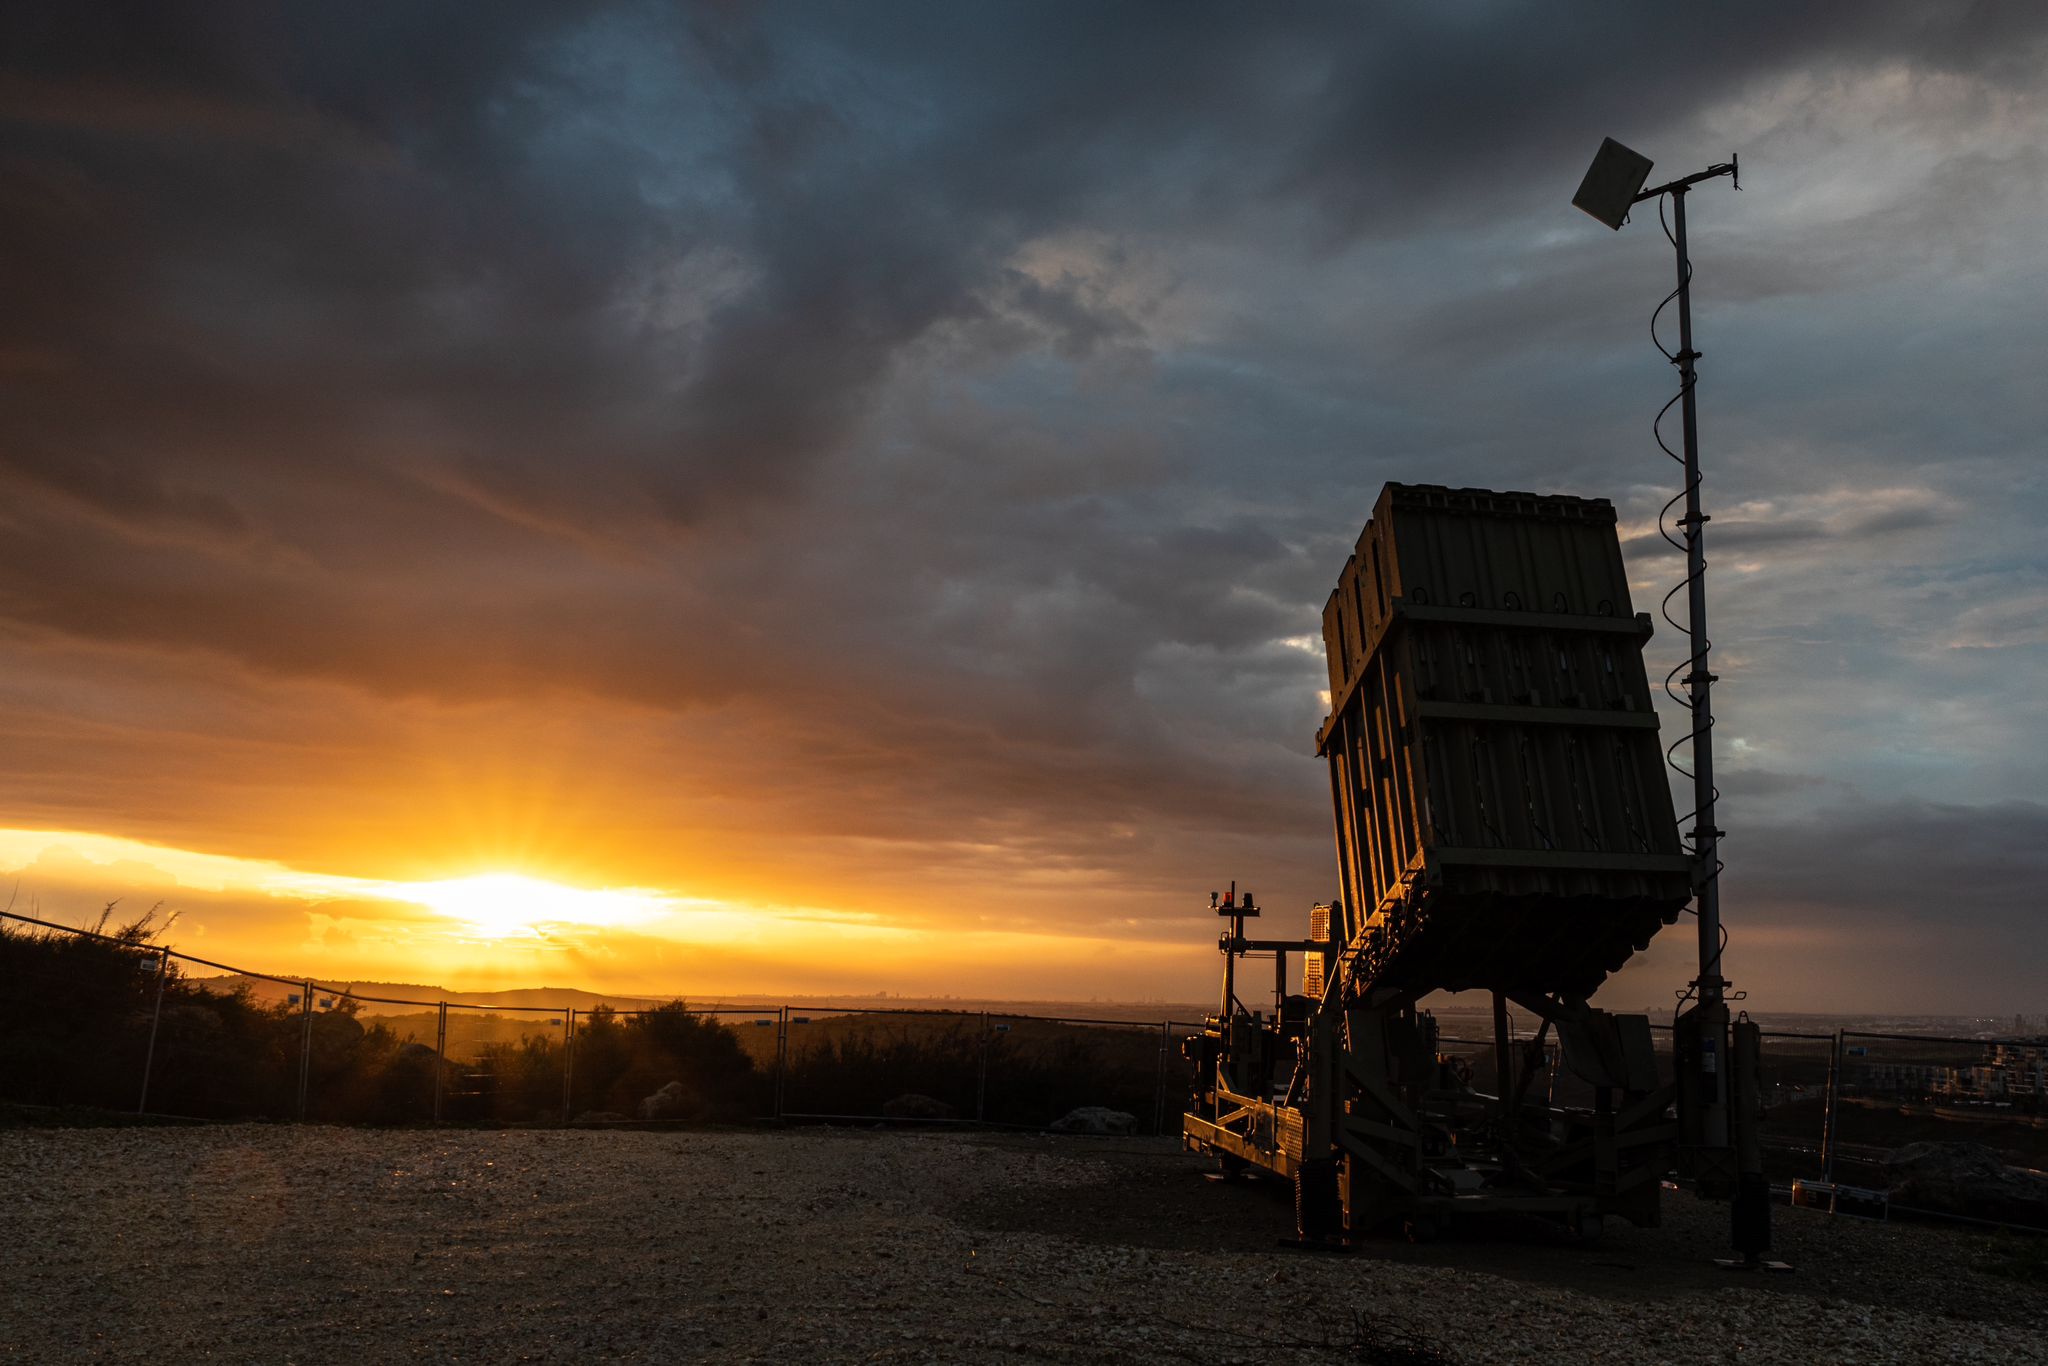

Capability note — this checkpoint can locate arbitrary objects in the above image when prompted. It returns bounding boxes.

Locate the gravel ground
[2,1125,2043,1364]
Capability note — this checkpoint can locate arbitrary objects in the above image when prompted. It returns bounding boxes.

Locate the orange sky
[0,821,1226,1001]
[4,6,2047,1016]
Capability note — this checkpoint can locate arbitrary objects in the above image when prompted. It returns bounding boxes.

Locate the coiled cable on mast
[1649,193,1726,998]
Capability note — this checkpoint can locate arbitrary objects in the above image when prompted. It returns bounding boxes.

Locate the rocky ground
[2,1124,2043,1363]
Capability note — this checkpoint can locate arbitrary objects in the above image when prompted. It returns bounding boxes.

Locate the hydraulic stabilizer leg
[1293,1158,1343,1242]
[1728,1016,1780,1267]
[1288,976,1346,1246]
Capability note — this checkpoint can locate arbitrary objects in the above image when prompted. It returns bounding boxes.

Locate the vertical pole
[975,1011,990,1124]
[562,1007,575,1123]
[1673,185,1729,1151]
[1492,991,1514,1125]
[1730,1019,1769,1260]
[1221,919,1237,1019]
[296,982,314,1122]
[1153,1020,1170,1137]
[136,946,170,1115]
[1220,913,1239,1096]
[773,1005,787,1120]
[1820,1030,1843,1185]
[433,1001,448,1125]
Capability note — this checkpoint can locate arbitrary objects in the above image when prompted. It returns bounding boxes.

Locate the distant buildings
[1852,1038,2047,1110]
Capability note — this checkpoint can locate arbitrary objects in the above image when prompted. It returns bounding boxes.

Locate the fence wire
[5,907,2046,1230]
[0,911,1201,1134]
[1827,1031,2048,1189]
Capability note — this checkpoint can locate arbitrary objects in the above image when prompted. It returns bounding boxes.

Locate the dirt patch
[958,1133,2048,1332]
[2,1126,2042,1364]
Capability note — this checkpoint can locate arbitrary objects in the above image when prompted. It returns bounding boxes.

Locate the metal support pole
[1221,919,1237,1020]
[975,1011,990,1124]
[1671,185,1729,1150]
[136,946,169,1115]
[433,1001,448,1124]
[773,1005,787,1120]
[296,982,314,1122]
[562,1007,575,1123]
[1730,1018,1770,1260]
[1152,1020,1170,1136]
[1820,1030,1843,1184]
[1219,912,1241,1097]
[1492,991,1514,1125]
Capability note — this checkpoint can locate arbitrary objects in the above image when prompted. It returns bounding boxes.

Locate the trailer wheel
[1295,1159,1341,1240]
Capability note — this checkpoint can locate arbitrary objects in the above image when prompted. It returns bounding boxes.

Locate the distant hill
[183,972,1210,1024]
[175,972,2022,1040]
[188,975,672,1016]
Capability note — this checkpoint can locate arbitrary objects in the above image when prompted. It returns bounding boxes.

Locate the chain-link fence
[0,911,1196,1133]
[1407,1021,1952,1192]
[7,906,2046,1228]
[765,1008,1194,1134]
[1825,1031,2048,1191]
[1751,1030,1835,1183]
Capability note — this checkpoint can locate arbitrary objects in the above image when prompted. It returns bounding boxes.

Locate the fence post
[136,946,170,1115]
[1152,1020,1170,1137]
[976,1012,990,1124]
[773,1005,788,1120]
[296,982,314,1122]
[562,1007,576,1123]
[1821,1029,1844,1184]
[433,1002,448,1125]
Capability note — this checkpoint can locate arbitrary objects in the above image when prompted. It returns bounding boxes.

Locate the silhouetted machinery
[1184,483,1771,1257]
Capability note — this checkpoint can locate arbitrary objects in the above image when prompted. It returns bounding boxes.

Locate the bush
[1,919,754,1125]
[1,918,1175,1132]
[564,1002,761,1121]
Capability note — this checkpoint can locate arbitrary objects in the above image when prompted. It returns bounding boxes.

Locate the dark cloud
[2,2,2046,1004]
[1734,798,2048,927]
[1619,487,1962,560]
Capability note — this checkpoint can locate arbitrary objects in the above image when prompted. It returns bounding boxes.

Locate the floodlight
[1572,138,1653,230]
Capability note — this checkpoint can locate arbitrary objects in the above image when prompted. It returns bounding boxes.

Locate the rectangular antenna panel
[1573,137,1654,230]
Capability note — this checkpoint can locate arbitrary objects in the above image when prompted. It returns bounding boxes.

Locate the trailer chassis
[1183,900,1680,1241]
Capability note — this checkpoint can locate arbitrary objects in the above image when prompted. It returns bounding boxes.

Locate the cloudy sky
[1,3,2043,1011]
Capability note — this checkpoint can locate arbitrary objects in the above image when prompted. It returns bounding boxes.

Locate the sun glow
[0,828,1205,998]
[380,872,668,938]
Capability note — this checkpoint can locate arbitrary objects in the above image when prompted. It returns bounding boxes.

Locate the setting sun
[371,872,667,939]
